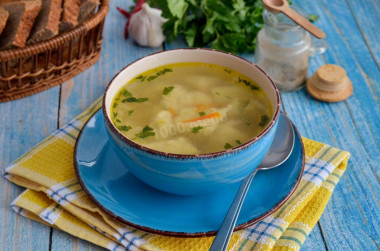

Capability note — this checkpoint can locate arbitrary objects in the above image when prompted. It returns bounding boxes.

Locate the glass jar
[255,7,327,92]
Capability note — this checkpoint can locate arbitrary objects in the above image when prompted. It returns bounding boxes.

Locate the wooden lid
[306,64,353,102]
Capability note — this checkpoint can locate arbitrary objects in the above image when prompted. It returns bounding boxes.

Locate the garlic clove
[128,3,167,48]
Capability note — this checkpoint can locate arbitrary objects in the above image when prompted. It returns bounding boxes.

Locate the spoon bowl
[262,0,326,39]
[210,112,295,251]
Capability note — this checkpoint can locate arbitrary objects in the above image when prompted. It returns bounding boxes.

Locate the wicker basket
[0,0,110,102]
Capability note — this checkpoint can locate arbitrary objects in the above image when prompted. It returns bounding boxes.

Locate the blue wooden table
[1,0,379,250]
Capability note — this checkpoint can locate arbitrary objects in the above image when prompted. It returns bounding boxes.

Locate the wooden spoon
[262,0,326,39]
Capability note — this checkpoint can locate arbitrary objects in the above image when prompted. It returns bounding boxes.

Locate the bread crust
[0,0,41,49]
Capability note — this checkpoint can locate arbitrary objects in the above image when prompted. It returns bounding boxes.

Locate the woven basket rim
[0,0,110,62]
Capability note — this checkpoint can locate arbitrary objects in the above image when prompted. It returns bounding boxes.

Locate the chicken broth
[110,62,273,154]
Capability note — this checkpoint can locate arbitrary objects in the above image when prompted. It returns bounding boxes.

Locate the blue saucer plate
[74,109,304,237]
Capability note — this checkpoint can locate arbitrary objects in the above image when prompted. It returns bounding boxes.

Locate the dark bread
[0,7,9,36]
[28,0,62,44]
[78,0,98,23]
[0,0,41,50]
[59,0,80,32]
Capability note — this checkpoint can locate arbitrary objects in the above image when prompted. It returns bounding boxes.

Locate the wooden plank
[0,88,60,251]
[282,0,380,250]
[337,0,380,103]
[51,1,162,249]
[346,0,380,66]
[51,229,105,251]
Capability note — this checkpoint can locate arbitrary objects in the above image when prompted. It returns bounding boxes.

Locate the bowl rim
[102,48,281,159]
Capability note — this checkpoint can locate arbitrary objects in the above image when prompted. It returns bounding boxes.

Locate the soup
[110,62,273,154]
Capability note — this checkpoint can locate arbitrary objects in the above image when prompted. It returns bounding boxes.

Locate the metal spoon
[209,113,295,251]
[262,0,326,39]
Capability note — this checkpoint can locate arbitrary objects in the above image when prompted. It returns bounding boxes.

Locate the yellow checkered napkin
[3,97,350,251]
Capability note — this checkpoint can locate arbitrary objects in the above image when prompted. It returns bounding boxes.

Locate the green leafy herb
[308,14,319,22]
[236,140,242,145]
[215,92,220,95]
[157,68,173,75]
[191,126,203,134]
[113,112,118,118]
[147,75,158,81]
[224,69,231,74]
[122,97,149,103]
[198,111,206,116]
[136,75,147,82]
[239,77,260,90]
[142,0,318,54]
[116,119,121,123]
[136,125,155,138]
[163,86,175,95]
[250,85,260,90]
[146,0,266,53]
[259,115,270,127]
[117,125,132,132]
[113,103,118,108]
[121,89,132,97]
[128,110,134,116]
[224,143,233,149]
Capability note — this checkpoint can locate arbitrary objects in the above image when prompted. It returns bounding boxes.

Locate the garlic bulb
[128,3,167,48]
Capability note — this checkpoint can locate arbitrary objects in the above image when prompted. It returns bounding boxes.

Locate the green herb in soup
[110,62,273,154]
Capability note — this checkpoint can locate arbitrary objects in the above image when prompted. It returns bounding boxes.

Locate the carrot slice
[183,112,221,123]
[196,104,213,112]
[168,107,177,116]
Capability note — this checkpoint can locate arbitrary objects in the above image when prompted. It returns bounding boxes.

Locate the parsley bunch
[146,0,265,54]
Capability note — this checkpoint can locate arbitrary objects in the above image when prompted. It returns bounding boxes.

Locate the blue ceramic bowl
[103,49,280,196]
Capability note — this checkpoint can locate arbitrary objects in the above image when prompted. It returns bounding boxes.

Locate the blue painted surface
[0,0,379,250]
[75,110,304,234]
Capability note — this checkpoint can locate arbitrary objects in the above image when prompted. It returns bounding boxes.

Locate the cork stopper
[306,64,353,102]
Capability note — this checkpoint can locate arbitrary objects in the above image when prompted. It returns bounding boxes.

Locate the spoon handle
[209,169,259,251]
[282,6,326,39]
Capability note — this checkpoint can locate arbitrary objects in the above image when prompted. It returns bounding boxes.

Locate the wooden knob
[306,64,353,102]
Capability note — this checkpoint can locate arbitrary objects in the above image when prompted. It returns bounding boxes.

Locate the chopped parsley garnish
[117,125,132,132]
[157,68,173,75]
[113,103,118,108]
[147,75,158,81]
[259,115,270,127]
[191,126,203,134]
[128,110,134,116]
[250,85,260,90]
[236,140,242,145]
[136,75,147,82]
[136,126,155,138]
[224,69,231,74]
[198,111,206,116]
[143,68,173,82]
[122,97,149,103]
[116,119,121,123]
[224,143,233,149]
[238,77,260,91]
[163,86,175,95]
[121,89,132,97]
[308,14,319,22]
[113,112,118,118]
[215,92,220,95]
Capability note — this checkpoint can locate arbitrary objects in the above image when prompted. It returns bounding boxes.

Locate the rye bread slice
[78,0,98,23]
[28,0,62,44]
[0,7,9,36]
[0,0,42,50]
[59,0,80,32]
